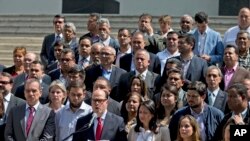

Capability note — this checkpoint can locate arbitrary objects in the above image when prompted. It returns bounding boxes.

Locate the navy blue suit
[72,112,127,141]
[120,52,161,74]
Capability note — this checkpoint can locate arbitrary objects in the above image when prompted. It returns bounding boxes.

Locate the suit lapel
[19,104,27,138]
[228,67,239,87]
[145,71,153,87]
[101,112,112,139]
[6,95,15,115]
[110,66,116,86]
[27,104,43,138]
[213,90,224,107]
[185,58,194,80]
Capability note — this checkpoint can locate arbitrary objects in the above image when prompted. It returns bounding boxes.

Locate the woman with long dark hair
[120,92,143,133]
[128,100,171,141]
[156,84,180,126]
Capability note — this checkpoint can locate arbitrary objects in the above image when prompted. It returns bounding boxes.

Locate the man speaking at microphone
[72,89,127,141]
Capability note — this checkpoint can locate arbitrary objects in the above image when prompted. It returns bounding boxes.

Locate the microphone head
[92,113,97,118]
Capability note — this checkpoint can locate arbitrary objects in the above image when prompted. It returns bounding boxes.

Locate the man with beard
[169,81,224,141]
[55,80,92,141]
[178,14,194,35]
[15,61,49,104]
[76,37,93,69]
[0,72,25,118]
[87,42,104,70]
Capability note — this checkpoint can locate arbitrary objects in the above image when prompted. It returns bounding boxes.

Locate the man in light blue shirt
[55,80,92,141]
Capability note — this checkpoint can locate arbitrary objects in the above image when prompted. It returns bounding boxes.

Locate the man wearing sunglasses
[40,15,66,67]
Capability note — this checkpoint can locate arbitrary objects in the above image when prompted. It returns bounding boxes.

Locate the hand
[200,54,211,62]
[233,114,244,125]
[144,24,154,36]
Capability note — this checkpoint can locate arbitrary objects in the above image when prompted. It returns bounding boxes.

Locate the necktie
[26,107,35,136]
[208,93,214,106]
[96,117,103,140]
[56,35,61,41]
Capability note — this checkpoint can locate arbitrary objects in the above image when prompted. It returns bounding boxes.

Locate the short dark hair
[178,34,196,50]
[139,13,152,22]
[0,72,13,84]
[225,44,239,55]
[187,81,206,96]
[53,14,66,23]
[166,58,182,70]
[227,83,248,99]
[194,11,208,23]
[167,68,184,80]
[31,60,45,72]
[79,36,93,45]
[67,80,86,92]
[68,65,86,80]
[61,48,75,59]
[118,28,131,37]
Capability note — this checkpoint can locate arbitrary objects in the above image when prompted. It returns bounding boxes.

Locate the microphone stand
[62,123,91,141]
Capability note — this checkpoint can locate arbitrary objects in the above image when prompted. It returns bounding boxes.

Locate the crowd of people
[0,6,250,141]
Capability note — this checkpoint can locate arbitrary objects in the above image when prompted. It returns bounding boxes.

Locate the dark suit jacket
[45,61,59,74]
[5,95,25,117]
[5,103,55,141]
[0,64,5,72]
[72,112,127,141]
[15,82,49,104]
[205,89,228,113]
[220,66,250,90]
[3,66,18,76]
[12,73,51,94]
[48,68,61,81]
[173,55,208,90]
[84,65,126,92]
[116,70,159,102]
[40,34,56,66]
[85,97,121,116]
[120,52,161,74]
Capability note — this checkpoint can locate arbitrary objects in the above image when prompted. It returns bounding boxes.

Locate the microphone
[88,113,97,127]
[62,113,97,141]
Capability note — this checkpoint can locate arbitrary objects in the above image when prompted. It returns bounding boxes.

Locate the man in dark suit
[85,77,121,115]
[215,83,250,141]
[221,44,250,90]
[76,37,93,69]
[205,65,228,113]
[0,72,25,118]
[73,89,127,141]
[117,49,159,102]
[48,48,77,84]
[12,52,51,94]
[5,78,55,141]
[120,31,161,74]
[85,46,126,92]
[98,18,120,50]
[80,13,101,43]
[172,34,208,90]
[15,61,49,104]
[40,15,66,66]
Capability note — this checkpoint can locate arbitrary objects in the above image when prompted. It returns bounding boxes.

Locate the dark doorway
[219,0,250,15]
[62,0,120,14]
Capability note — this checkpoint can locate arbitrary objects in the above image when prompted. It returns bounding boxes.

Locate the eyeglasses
[0,81,11,85]
[54,21,63,24]
[92,98,107,104]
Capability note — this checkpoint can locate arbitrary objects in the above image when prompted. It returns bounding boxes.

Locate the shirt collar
[97,110,108,120]
[190,106,204,115]
[224,63,238,72]
[4,93,11,102]
[135,69,148,79]
[65,101,89,112]
[207,87,220,97]
[100,65,112,73]
[197,26,208,35]
[118,45,132,54]
[26,102,40,111]
[232,107,248,119]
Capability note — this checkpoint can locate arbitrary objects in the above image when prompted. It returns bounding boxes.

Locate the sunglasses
[0,81,11,85]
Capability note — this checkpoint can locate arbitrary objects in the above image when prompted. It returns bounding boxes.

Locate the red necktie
[26,107,35,136]
[96,117,103,140]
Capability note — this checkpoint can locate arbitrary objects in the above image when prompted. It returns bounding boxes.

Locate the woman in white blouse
[128,100,171,141]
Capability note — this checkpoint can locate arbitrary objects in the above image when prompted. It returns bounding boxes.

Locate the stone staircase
[0,14,237,67]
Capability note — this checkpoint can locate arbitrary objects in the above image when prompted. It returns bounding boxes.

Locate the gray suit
[205,89,228,113]
[41,34,56,66]
[5,94,25,118]
[5,103,55,141]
